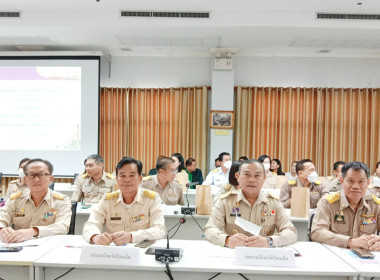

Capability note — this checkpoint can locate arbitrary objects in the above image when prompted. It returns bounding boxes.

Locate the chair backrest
[308,211,316,241]
[73,173,79,182]
[68,201,77,235]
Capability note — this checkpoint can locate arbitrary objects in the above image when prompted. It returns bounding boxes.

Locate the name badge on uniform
[110,217,121,221]
[132,214,146,223]
[230,201,241,216]
[14,213,25,217]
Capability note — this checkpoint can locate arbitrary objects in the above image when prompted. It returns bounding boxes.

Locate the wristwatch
[267,237,273,248]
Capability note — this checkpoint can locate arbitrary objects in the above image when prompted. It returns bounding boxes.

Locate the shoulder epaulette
[10,179,19,183]
[225,185,232,191]
[315,180,321,185]
[143,189,157,199]
[53,193,65,200]
[105,191,119,200]
[288,180,296,186]
[10,191,22,200]
[368,184,374,189]
[81,173,88,178]
[372,194,380,205]
[106,173,114,179]
[267,192,279,200]
[271,172,277,175]
[327,176,334,180]
[143,176,151,182]
[211,168,219,173]
[220,189,232,199]
[325,193,340,204]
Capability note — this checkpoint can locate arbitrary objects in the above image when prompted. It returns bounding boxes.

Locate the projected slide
[0,67,81,150]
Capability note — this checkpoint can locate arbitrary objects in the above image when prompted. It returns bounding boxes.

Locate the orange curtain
[100,87,208,176]
[234,87,380,176]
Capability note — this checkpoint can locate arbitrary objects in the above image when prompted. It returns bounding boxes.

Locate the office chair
[73,173,79,182]
[308,211,316,241]
[68,201,77,235]
[49,182,55,190]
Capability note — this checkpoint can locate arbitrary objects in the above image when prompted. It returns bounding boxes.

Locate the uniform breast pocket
[260,216,276,236]
[331,223,349,235]
[41,215,56,226]
[13,216,28,229]
[131,218,150,231]
[82,184,94,194]
[360,223,377,235]
[99,186,111,194]
[108,219,124,232]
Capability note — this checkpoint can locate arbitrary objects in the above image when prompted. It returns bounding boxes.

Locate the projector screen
[0,56,100,176]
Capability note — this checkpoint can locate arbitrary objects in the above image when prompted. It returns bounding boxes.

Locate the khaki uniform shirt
[139,175,184,205]
[204,189,297,247]
[0,189,71,237]
[6,179,27,198]
[203,167,229,187]
[327,177,343,192]
[71,171,116,203]
[263,173,286,189]
[369,185,380,197]
[280,178,329,209]
[311,190,380,248]
[82,188,166,244]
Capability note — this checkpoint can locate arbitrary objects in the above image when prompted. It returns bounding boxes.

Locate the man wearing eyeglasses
[0,159,72,243]
[140,157,184,205]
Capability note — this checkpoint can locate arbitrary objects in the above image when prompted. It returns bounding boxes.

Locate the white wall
[234,56,380,88]
[100,56,210,87]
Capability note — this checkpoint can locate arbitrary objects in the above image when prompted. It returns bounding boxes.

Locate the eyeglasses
[25,173,50,180]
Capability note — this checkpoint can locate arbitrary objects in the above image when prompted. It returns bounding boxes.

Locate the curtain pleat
[235,86,380,175]
[99,86,208,176]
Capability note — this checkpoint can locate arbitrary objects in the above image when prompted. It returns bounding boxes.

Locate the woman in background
[271,159,285,175]
[171,152,189,188]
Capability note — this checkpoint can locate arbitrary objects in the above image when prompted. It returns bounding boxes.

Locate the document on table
[2,236,52,247]
[235,216,262,235]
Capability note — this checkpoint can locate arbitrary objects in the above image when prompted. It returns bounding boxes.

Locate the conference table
[34,236,358,280]
[325,244,380,280]
[0,235,72,280]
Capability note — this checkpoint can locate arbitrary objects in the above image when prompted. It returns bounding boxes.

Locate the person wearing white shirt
[203,152,231,187]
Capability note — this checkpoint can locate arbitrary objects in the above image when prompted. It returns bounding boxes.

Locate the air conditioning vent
[0,11,21,18]
[317,13,380,20]
[121,11,210,19]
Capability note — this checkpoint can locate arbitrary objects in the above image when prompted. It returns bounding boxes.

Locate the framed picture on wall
[210,110,234,129]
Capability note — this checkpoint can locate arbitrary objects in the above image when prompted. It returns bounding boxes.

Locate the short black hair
[257,155,271,163]
[238,156,249,161]
[239,159,265,174]
[156,157,175,171]
[341,161,370,179]
[116,157,143,176]
[19,158,30,168]
[228,161,243,187]
[296,159,313,174]
[218,152,230,162]
[85,154,104,165]
[333,161,346,171]
[23,158,54,175]
[185,158,196,167]
[215,158,220,163]
[376,161,380,169]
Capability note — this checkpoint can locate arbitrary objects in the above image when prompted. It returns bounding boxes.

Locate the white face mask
[18,168,25,178]
[263,163,270,171]
[307,171,318,183]
[223,160,232,169]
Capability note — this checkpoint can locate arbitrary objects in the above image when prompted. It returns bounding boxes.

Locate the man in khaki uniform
[325,161,345,192]
[311,162,380,251]
[6,158,30,198]
[71,154,116,203]
[205,159,297,248]
[83,157,166,245]
[0,159,72,243]
[280,159,329,209]
[140,157,184,205]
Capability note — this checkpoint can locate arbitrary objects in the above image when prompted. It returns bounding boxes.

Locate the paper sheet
[235,216,262,235]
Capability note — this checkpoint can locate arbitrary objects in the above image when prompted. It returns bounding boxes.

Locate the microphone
[181,182,198,214]
[155,216,185,262]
